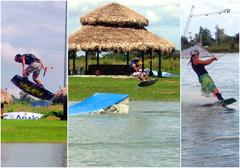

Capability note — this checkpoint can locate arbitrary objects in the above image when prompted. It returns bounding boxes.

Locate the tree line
[181,25,239,52]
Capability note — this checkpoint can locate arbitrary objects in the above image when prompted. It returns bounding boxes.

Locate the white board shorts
[133,71,147,77]
[25,62,42,76]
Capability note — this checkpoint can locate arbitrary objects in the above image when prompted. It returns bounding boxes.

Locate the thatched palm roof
[51,87,67,104]
[69,25,174,52]
[1,89,13,104]
[81,3,148,28]
[69,3,175,53]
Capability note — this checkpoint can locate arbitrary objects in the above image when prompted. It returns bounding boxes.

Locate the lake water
[1,143,67,167]
[181,53,239,167]
[68,101,180,167]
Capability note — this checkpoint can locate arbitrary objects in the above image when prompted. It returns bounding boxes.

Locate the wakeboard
[214,98,237,107]
[138,78,158,87]
[195,98,237,110]
[11,75,54,100]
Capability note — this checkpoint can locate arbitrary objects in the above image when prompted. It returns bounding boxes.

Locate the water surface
[181,53,239,167]
[1,143,66,167]
[69,101,180,167]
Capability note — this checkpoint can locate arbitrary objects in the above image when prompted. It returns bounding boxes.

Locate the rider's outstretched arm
[132,64,139,72]
[40,60,47,77]
[193,57,216,66]
[40,60,45,70]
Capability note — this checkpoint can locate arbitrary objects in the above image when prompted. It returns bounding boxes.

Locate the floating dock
[69,93,129,116]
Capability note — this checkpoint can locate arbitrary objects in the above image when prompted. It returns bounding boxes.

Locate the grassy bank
[1,120,67,143]
[5,103,62,115]
[205,43,239,53]
[1,104,66,143]
[69,77,180,101]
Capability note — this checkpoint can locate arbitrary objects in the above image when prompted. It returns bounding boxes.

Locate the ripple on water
[181,54,239,167]
[68,101,180,167]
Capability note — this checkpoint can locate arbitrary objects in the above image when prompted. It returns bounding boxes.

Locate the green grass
[1,103,66,143]
[5,103,63,115]
[1,120,67,143]
[69,77,180,101]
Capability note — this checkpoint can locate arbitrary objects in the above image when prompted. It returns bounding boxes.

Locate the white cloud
[225,19,233,25]
[165,5,180,18]
[1,43,42,62]
[181,0,239,36]
[68,0,179,18]
[68,0,100,13]
[1,26,18,37]
[146,11,162,23]
[6,88,21,99]
[116,0,178,8]
[117,0,179,18]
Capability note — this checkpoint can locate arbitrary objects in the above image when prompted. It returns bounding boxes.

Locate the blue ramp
[69,93,128,116]
[153,71,177,77]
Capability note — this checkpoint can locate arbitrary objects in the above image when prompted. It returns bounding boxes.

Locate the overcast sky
[1,1,67,97]
[181,0,239,38]
[68,0,180,49]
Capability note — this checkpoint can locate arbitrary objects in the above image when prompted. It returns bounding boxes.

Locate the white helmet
[190,50,200,56]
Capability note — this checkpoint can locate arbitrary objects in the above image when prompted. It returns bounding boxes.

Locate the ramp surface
[152,71,177,77]
[69,93,128,115]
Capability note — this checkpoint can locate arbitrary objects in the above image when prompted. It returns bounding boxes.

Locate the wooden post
[73,50,76,75]
[68,51,70,75]
[126,52,129,76]
[149,50,153,76]
[141,51,144,72]
[63,98,67,120]
[158,51,162,77]
[85,51,88,74]
[97,51,99,67]
[126,52,129,66]
[1,103,4,118]
[96,51,100,75]
[64,0,67,86]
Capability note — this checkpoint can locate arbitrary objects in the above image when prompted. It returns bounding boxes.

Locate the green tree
[215,25,225,44]
[194,33,200,44]
[199,27,213,46]
[181,36,190,50]
[19,91,33,102]
[234,33,239,44]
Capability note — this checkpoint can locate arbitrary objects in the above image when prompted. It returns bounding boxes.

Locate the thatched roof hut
[69,25,174,53]
[51,87,67,120]
[51,87,67,104]
[1,89,13,104]
[1,89,13,117]
[69,3,175,77]
[80,3,148,28]
[69,3,175,53]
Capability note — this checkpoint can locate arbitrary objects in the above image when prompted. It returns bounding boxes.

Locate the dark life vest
[129,60,138,74]
[22,54,40,65]
[191,62,208,77]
